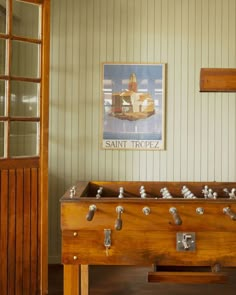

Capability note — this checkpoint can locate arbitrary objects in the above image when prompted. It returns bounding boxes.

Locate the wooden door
[0,0,50,294]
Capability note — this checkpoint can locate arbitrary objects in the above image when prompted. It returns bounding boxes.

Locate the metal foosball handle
[223,207,236,220]
[86,204,97,221]
[115,206,124,230]
[169,207,182,225]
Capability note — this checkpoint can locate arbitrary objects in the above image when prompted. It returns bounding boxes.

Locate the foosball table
[60,181,236,295]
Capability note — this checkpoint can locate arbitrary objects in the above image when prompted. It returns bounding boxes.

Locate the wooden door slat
[23,168,31,295]
[8,170,16,295]
[15,169,24,295]
[30,168,39,294]
[0,170,9,293]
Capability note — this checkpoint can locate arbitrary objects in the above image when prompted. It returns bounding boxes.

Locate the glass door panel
[0,80,5,116]
[10,81,40,117]
[0,0,7,34]
[9,121,39,157]
[12,0,41,39]
[11,40,40,78]
[0,121,5,158]
[0,39,6,75]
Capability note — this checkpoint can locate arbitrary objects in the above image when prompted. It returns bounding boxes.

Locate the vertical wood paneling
[140,0,148,61]
[221,0,230,180]
[214,103,222,183]
[147,0,155,61]
[127,0,135,61]
[160,0,168,181]
[101,0,111,181]
[15,169,24,295]
[49,0,236,263]
[187,0,196,181]
[71,0,80,183]
[166,0,175,181]
[0,170,8,293]
[0,168,40,294]
[120,0,128,61]
[57,0,66,193]
[23,168,31,294]
[8,169,16,295]
[228,0,236,181]
[78,0,86,181]
[214,0,223,180]
[200,0,209,180]
[132,0,142,181]
[48,0,60,262]
[173,0,182,180]
[194,0,202,180]
[180,0,189,180]
[118,0,127,180]
[125,0,135,181]
[152,0,162,181]
[139,0,148,180]
[113,0,121,62]
[208,0,216,180]
[91,0,100,180]
[30,168,38,294]
[146,0,155,184]
[112,0,121,181]
[64,0,73,187]
[106,0,114,61]
[85,0,94,181]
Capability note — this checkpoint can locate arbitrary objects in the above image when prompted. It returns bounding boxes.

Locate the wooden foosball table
[60,181,236,295]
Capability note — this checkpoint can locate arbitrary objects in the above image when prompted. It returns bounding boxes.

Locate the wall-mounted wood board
[200,68,236,92]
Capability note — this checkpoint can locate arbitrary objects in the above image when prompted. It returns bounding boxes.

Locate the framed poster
[102,63,166,150]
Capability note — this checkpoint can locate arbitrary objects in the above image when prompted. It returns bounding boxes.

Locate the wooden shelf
[200,68,236,92]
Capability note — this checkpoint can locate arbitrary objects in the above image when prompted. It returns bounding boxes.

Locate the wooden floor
[48,265,236,295]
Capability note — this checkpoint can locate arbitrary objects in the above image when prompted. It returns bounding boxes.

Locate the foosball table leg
[64,264,79,295]
[81,265,89,295]
[63,264,89,295]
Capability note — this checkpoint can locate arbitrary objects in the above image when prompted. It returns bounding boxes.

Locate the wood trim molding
[0,158,39,169]
[18,0,43,4]
[40,0,50,293]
